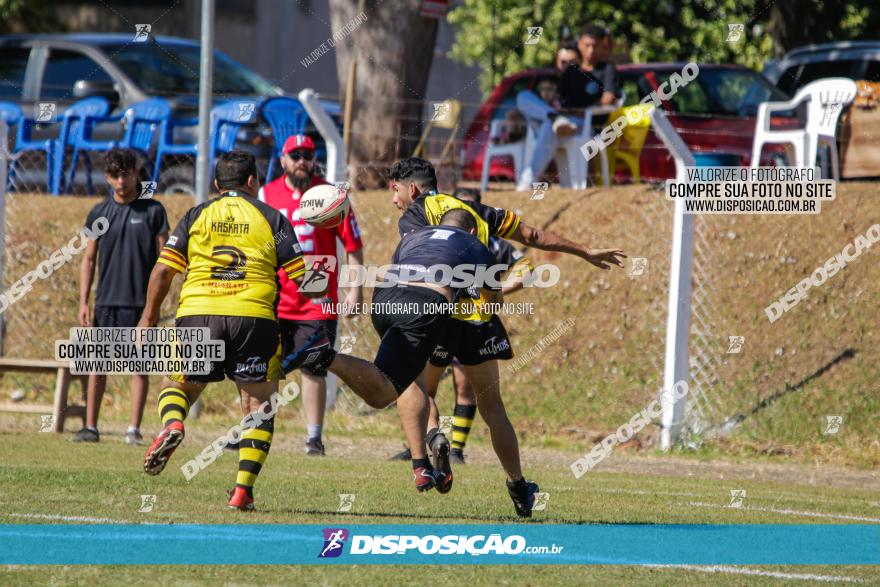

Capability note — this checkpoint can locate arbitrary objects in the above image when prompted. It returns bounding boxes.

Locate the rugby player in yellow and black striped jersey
[389,157,625,517]
[139,151,317,512]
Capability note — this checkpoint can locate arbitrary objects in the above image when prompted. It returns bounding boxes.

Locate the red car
[461,63,793,184]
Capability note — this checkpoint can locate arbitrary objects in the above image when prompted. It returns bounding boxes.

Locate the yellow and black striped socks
[158,387,190,426]
[235,416,274,495]
[451,403,477,453]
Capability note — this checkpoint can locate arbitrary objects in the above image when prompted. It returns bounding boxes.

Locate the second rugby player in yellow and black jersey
[388,157,625,518]
[140,151,317,512]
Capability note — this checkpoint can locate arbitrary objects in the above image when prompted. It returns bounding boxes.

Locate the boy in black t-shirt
[515,24,620,191]
[73,149,169,444]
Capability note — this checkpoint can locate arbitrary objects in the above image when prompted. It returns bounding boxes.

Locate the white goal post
[648,109,696,450]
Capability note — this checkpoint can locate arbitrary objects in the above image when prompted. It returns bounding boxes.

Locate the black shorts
[430,314,514,367]
[370,285,451,394]
[93,306,143,328]
[171,315,282,384]
[280,319,337,377]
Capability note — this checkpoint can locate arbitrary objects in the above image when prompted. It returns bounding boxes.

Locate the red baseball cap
[282,134,315,154]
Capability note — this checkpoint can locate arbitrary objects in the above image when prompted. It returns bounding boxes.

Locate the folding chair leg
[829,143,841,181]
[599,150,610,187]
[84,152,94,195]
[66,149,80,195]
[51,144,65,195]
[267,158,276,184]
[153,153,163,185]
[750,140,764,168]
[480,151,492,193]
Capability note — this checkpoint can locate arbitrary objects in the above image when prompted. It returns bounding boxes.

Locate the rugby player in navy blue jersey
[283,209,509,498]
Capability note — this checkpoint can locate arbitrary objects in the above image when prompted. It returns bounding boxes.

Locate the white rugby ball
[300,183,350,229]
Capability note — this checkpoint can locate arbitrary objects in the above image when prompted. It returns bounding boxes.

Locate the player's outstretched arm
[138,263,178,327]
[508,222,626,270]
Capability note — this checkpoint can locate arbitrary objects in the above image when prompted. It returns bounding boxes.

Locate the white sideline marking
[688,502,880,523]
[7,513,130,523]
[652,565,863,583]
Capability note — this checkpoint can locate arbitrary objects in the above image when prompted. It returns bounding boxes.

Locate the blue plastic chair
[0,102,23,190]
[69,98,172,190]
[13,97,110,195]
[260,97,309,181]
[154,100,256,187]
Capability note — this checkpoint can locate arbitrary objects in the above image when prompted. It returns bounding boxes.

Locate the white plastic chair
[479,118,535,192]
[556,101,622,188]
[750,78,857,179]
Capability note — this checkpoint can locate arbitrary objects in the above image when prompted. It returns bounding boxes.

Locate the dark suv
[0,34,338,193]
[763,41,880,95]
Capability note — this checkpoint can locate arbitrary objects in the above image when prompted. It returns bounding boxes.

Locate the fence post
[0,119,8,356]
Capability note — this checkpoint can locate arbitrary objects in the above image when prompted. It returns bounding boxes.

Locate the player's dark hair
[439,208,477,232]
[579,23,609,41]
[388,157,437,192]
[104,148,138,176]
[453,187,482,204]
[214,150,257,191]
[557,41,580,55]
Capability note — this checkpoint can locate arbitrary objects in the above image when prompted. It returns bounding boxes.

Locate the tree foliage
[448,0,879,95]
[0,0,62,34]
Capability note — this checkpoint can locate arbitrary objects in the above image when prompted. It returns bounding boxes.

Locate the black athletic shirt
[489,236,525,267]
[85,197,169,308]
[388,225,499,301]
[559,61,620,110]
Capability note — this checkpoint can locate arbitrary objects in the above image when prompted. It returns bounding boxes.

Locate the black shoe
[71,427,99,443]
[427,428,452,494]
[389,445,412,461]
[450,449,466,465]
[507,479,539,518]
[281,332,336,373]
[305,437,325,456]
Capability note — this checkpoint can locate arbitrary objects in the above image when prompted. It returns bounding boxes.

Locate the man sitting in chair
[515,24,619,191]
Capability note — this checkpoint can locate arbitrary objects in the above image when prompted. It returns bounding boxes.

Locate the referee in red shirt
[259,134,364,455]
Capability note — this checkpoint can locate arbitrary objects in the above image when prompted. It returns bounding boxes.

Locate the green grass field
[1,420,878,585]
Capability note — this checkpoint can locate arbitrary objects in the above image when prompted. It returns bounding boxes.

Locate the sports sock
[157,387,190,426]
[411,457,430,471]
[451,403,477,452]
[236,416,274,494]
[307,424,323,442]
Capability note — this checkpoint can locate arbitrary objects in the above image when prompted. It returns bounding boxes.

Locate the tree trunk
[330,0,439,188]
[767,0,816,57]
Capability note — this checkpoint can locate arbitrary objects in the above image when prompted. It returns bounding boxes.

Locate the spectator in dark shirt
[515,24,620,191]
[555,41,581,72]
[73,149,169,444]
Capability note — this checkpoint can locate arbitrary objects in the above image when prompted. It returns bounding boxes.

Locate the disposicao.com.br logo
[318,528,563,558]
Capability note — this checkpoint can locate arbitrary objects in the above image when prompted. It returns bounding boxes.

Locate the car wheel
[158,164,195,196]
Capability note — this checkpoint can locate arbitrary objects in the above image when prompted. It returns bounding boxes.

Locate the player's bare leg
[127,374,149,444]
[396,370,431,461]
[325,354,399,408]
[73,373,107,442]
[409,364,452,492]
[420,363,445,430]
[460,360,522,480]
[463,360,538,516]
